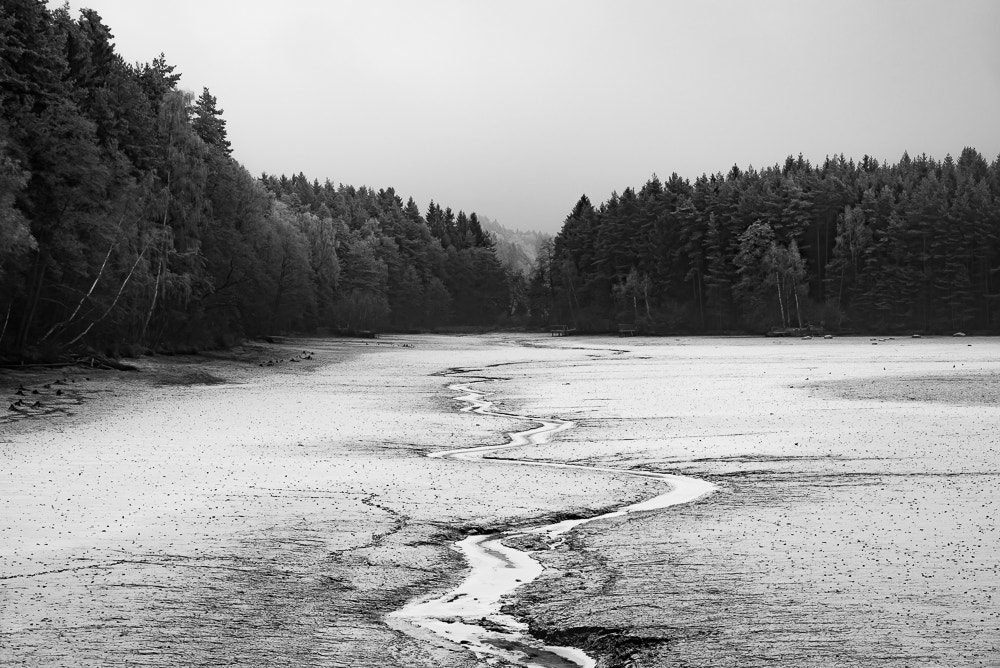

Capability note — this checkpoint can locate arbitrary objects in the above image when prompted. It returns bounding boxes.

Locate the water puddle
[388,379,715,667]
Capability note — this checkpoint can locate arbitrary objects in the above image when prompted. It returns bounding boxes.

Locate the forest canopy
[530,151,1000,334]
[3,2,998,363]
[0,1,515,359]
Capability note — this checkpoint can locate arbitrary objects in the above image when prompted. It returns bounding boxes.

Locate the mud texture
[1,336,647,667]
[3,334,998,667]
[500,336,999,667]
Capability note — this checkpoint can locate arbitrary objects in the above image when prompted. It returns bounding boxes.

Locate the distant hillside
[480,217,551,275]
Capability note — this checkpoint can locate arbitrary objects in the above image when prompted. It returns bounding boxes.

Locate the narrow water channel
[388,376,716,667]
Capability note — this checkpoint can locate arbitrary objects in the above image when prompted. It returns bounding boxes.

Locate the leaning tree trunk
[0,301,12,350]
[775,272,786,328]
[793,278,803,329]
[15,252,48,352]
[142,173,172,344]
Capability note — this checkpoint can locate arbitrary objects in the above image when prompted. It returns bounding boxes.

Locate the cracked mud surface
[3,335,999,666]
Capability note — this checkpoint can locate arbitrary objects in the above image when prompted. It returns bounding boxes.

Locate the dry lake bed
[1,334,998,667]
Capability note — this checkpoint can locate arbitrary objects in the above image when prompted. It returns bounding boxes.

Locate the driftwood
[0,354,139,371]
[76,354,139,371]
[0,361,76,369]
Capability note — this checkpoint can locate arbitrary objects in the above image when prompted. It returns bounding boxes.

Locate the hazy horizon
[49,0,1000,233]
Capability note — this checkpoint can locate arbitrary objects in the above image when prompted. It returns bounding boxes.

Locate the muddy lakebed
[1,334,998,666]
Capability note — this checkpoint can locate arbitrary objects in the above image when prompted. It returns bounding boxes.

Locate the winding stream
[388,376,716,667]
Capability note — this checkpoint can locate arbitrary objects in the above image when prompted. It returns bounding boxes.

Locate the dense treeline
[0,2,511,359]
[258,174,510,332]
[531,150,1000,334]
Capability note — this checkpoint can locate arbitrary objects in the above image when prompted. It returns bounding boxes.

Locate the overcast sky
[51,0,1000,233]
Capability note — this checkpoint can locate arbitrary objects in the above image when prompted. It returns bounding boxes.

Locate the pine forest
[0,3,512,361]
[3,2,1000,364]
[536,151,1000,335]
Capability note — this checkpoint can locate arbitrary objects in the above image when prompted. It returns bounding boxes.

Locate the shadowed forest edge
[3,3,1000,363]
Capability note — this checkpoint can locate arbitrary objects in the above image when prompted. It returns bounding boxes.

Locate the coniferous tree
[0,3,516,359]
[545,150,1000,334]
[191,87,231,155]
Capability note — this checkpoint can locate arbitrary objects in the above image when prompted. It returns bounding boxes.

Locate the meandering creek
[388,377,716,667]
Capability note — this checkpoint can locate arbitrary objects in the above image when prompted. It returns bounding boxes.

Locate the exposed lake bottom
[2,335,998,666]
[389,378,714,667]
[492,337,1000,666]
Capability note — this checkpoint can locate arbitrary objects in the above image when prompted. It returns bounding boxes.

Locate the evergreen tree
[191,87,231,155]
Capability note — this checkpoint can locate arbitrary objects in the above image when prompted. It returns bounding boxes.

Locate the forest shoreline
[0,336,340,428]
[3,326,992,372]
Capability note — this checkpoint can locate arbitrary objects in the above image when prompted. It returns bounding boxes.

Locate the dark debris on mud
[814,371,1000,406]
[532,625,707,668]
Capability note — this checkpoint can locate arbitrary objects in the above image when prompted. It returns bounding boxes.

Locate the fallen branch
[0,361,76,369]
[76,354,138,371]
